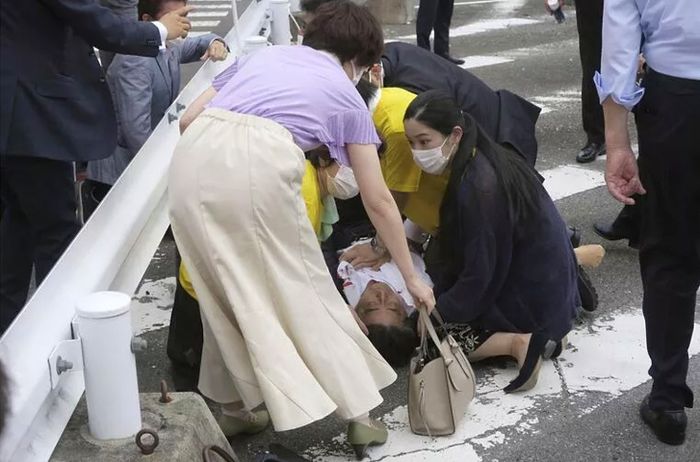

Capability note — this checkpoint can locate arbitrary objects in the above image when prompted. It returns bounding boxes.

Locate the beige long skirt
[168,109,397,431]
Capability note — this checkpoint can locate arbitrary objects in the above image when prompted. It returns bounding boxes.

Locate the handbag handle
[417,309,452,362]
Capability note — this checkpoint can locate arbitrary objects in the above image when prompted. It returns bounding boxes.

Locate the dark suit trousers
[574,0,605,144]
[416,0,455,56]
[0,156,80,333]
[635,69,700,411]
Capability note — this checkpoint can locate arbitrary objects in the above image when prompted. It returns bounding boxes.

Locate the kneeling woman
[403,91,580,392]
[169,2,434,459]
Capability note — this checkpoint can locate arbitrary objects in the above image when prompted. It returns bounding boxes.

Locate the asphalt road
[128,1,700,461]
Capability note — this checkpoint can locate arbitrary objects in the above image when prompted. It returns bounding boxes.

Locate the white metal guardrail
[0,1,291,459]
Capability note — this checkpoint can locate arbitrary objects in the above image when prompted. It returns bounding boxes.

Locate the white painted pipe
[244,36,269,54]
[270,0,291,46]
[76,292,141,440]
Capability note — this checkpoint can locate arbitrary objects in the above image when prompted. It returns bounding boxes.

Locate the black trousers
[635,69,700,411]
[611,202,641,248]
[416,0,455,56]
[0,156,80,333]
[574,0,605,145]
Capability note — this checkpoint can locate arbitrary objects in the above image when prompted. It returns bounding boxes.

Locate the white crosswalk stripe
[187,1,231,35]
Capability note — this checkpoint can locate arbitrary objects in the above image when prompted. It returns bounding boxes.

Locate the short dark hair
[138,0,186,20]
[367,323,419,368]
[302,1,383,67]
[300,0,337,14]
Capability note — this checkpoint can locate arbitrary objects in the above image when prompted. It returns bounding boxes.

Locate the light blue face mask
[319,195,340,242]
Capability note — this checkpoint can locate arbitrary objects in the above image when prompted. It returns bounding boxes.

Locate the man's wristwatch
[370,236,387,255]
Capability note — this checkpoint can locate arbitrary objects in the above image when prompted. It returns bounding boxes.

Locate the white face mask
[326,165,359,200]
[350,61,367,86]
[411,137,455,175]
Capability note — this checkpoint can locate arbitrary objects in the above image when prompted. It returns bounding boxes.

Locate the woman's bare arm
[180,86,217,133]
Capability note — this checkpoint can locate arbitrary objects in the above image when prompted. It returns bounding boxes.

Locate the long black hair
[404,90,540,268]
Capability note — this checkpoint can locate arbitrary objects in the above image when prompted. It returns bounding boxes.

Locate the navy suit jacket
[0,0,162,161]
[381,42,541,168]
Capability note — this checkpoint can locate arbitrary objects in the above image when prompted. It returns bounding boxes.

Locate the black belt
[646,67,700,92]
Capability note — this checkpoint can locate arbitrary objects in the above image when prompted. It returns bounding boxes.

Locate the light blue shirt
[594,0,700,110]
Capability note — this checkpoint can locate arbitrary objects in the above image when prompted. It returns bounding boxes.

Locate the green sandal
[347,419,388,460]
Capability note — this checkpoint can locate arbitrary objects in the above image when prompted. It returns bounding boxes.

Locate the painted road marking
[542,165,605,201]
[189,11,230,17]
[190,4,232,9]
[188,31,214,38]
[397,18,541,40]
[190,20,222,28]
[460,55,514,69]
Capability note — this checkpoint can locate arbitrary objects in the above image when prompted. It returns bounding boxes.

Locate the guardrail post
[270,0,291,46]
[76,292,142,440]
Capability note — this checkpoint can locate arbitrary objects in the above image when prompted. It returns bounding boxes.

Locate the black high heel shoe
[504,333,549,393]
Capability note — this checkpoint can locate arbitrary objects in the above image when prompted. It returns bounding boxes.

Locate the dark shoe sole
[577,266,598,312]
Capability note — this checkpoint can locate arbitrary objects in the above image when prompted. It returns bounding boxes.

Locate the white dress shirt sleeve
[594,0,645,110]
[152,21,168,51]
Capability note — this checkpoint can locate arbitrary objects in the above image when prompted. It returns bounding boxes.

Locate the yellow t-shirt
[373,88,449,235]
[179,160,324,300]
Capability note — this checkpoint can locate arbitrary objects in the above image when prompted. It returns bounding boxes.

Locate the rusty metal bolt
[135,428,159,455]
[159,379,172,403]
[202,445,239,462]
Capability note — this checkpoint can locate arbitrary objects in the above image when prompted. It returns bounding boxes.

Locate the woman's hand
[406,275,436,314]
[340,242,390,270]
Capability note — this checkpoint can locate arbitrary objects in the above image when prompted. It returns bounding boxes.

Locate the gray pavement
[128,1,699,461]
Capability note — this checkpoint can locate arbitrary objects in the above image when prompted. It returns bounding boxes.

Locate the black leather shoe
[576,142,606,163]
[593,221,631,242]
[640,395,687,445]
[437,53,465,65]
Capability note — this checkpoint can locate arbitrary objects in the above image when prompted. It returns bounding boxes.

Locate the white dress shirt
[594,0,700,110]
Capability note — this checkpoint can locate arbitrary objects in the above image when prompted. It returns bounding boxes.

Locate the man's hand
[160,5,193,40]
[605,145,646,205]
[201,40,228,62]
[340,242,390,270]
[406,275,436,314]
[545,0,564,13]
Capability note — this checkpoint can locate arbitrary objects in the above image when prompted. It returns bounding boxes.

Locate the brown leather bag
[408,309,476,436]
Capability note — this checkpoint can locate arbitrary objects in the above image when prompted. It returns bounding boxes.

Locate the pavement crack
[553,358,571,397]
[371,438,475,461]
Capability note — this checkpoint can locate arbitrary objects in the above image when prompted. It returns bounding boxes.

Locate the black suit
[416,0,455,57]
[381,42,541,168]
[0,0,161,332]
